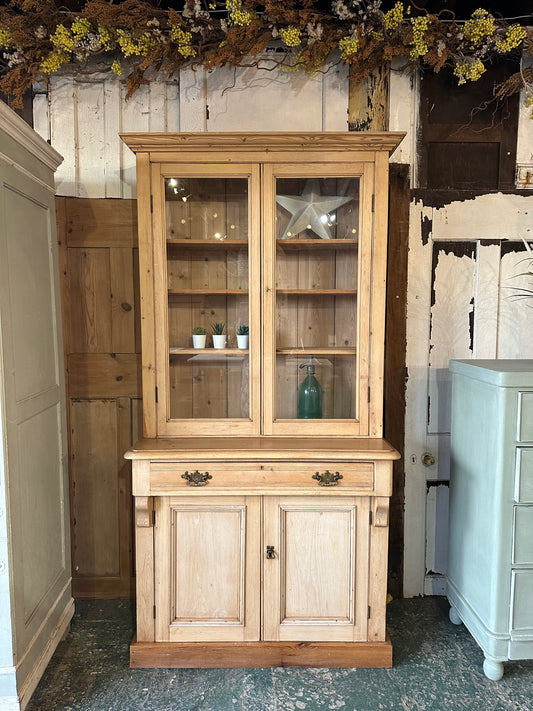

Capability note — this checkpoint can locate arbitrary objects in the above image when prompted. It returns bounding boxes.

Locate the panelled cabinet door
[152,163,261,436]
[154,496,261,642]
[262,496,370,642]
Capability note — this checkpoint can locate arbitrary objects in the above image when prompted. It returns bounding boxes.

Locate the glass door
[263,164,373,436]
[154,164,260,436]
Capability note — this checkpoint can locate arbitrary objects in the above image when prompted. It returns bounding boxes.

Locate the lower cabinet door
[262,496,371,642]
[154,496,261,642]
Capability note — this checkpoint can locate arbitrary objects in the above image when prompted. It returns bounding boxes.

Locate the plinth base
[130,636,393,668]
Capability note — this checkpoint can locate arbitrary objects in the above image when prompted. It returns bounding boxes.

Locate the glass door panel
[274,176,360,422]
[164,175,251,421]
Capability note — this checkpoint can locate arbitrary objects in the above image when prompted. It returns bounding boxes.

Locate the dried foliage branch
[0,0,531,108]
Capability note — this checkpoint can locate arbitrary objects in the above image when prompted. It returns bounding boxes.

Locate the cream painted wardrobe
[0,103,73,710]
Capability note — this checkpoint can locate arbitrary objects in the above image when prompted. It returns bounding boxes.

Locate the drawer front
[513,506,533,565]
[149,461,374,495]
[511,570,533,637]
[517,392,533,443]
[515,448,533,503]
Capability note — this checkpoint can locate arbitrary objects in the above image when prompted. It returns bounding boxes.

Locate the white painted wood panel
[36,63,348,198]
[39,72,180,199]
[206,59,348,131]
[404,193,533,598]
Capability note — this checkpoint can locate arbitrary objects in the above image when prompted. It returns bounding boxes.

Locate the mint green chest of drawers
[448,360,533,680]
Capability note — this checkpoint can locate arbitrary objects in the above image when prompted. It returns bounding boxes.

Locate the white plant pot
[237,334,249,350]
[212,334,226,349]
[192,334,206,349]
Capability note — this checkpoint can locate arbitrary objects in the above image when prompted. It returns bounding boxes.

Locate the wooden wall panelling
[70,399,120,579]
[58,196,139,598]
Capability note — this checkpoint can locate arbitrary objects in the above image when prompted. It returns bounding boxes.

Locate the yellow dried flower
[40,49,70,75]
[170,24,196,58]
[339,35,359,59]
[0,28,14,50]
[453,58,486,85]
[98,26,116,51]
[117,29,157,58]
[384,2,404,32]
[410,15,429,60]
[72,17,91,40]
[50,24,75,52]
[495,25,526,54]
[463,8,495,48]
[372,31,384,41]
[111,60,123,75]
[226,0,255,27]
[280,26,301,47]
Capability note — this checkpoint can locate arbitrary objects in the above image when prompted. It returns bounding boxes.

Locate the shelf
[167,239,248,249]
[277,239,357,250]
[276,348,356,356]
[276,289,356,295]
[168,347,249,363]
[170,347,249,355]
[168,289,248,296]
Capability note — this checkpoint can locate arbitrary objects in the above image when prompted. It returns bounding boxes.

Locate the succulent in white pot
[192,326,206,349]
[236,324,249,350]
[212,322,226,349]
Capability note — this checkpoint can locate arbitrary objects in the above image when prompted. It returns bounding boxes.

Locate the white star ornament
[276,179,352,240]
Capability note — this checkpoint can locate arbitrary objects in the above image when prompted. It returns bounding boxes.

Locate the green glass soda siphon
[298,358,322,419]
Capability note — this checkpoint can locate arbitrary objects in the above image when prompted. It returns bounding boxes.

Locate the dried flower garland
[0,0,531,110]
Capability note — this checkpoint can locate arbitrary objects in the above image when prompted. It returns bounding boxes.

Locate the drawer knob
[312,470,343,487]
[182,470,212,486]
[266,546,276,559]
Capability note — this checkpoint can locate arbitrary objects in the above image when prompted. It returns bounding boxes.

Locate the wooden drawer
[513,506,533,565]
[515,448,533,503]
[149,461,374,495]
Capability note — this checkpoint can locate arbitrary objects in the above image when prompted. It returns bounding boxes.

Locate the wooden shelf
[170,348,249,356]
[277,239,357,249]
[168,289,248,296]
[276,348,356,356]
[167,239,248,248]
[276,289,356,295]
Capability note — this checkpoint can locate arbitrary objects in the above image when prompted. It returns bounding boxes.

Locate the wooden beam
[348,65,390,132]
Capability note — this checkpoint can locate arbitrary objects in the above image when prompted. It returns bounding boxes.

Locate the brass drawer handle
[182,470,212,486]
[266,546,276,559]
[312,470,343,487]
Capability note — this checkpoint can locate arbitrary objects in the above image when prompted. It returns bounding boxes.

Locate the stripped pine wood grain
[59,196,140,598]
[67,247,112,354]
[70,399,120,578]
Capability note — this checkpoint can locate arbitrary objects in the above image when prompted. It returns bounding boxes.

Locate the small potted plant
[236,324,249,350]
[212,322,226,349]
[192,326,207,349]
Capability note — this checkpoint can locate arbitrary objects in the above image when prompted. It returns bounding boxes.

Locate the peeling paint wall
[404,193,533,597]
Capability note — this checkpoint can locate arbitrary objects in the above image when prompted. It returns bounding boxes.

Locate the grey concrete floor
[26,597,533,711]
